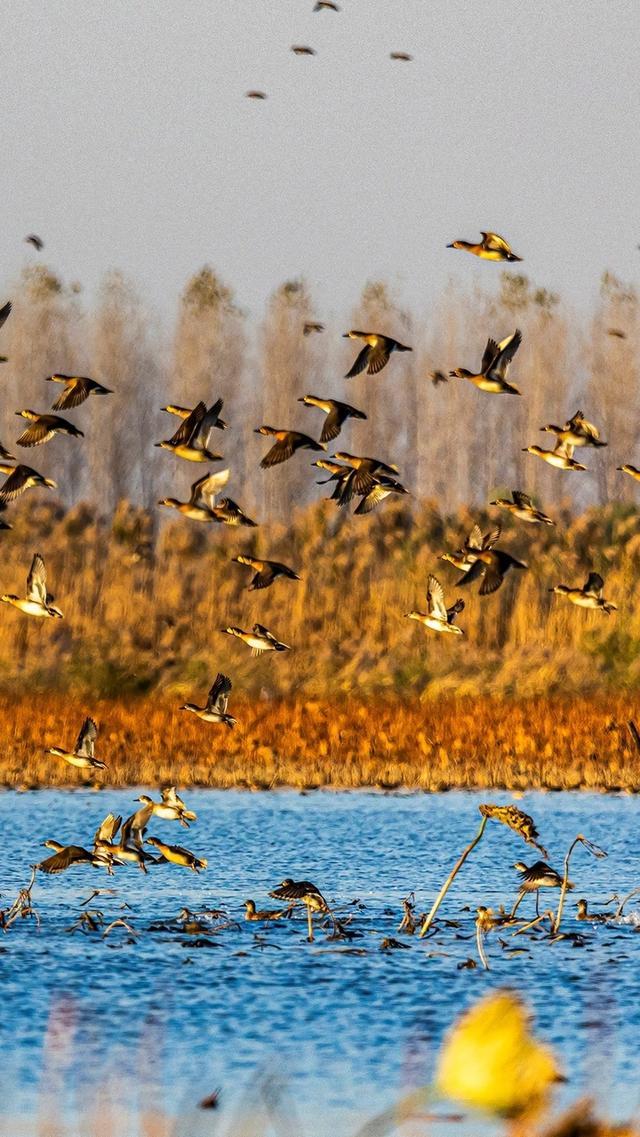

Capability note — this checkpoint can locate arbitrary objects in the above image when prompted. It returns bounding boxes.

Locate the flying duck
[457,547,527,595]
[16,411,84,447]
[0,464,56,503]
[46,374,113,410]
[549,572,617,614]
[1,553,63,618]
[222,624,290,655]
[447,231,522,261]
[146,837,207,872]
[158,469,230,522]
[47,717,106,770]
[450,330,522,394]
[298,395,367,442]
[406,574,465,636]
[232,555,300,590]
[255,426,325,468]
[180,673,237,727]
[439,524,502,573]
[343,331,412,378]
[489,491,555,526]
[540,410,607,448]
[155,401,224,462]
[523,441,587,471]
[354,476,409,514]
[161,397,226,430]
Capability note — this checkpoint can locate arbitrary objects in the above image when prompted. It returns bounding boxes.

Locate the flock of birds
[244,1,414,101]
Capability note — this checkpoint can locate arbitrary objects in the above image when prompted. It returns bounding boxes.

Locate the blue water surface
[0,788,638,1135]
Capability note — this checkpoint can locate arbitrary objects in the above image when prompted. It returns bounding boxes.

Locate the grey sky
[2,1,639,322]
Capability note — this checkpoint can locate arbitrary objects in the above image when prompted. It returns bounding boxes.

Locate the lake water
[1,788,639,1135]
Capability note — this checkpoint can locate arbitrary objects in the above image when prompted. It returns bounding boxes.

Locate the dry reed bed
[1,693,637,790]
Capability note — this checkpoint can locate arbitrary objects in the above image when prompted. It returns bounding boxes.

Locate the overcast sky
[2,1,639,323]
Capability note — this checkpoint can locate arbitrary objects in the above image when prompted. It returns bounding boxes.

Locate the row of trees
[0,263,637,520]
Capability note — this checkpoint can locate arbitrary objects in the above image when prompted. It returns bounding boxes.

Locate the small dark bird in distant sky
[303,321,324,335]
[390,51,413,61]
[291,45,316,55]
[430,370,448,387]
[0,301,11,331]
[25,234,44,251]
[199,1089,221,1111]
[246,90,267,100]
[607,328,626,338]
[314,1,340,9]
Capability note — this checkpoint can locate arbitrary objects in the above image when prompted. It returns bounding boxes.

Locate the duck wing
[190,469,230,507]
[52,378,91,410]
[27,553,48,604]
[465,524,483,552]
[168,401,206,446]
[260,434,296,468]
[481,231,511,253]
[0,301,11,330]
[554,439,574,459]
[17,419,57,447]
[76,716,98,759]
[344,344,371,379]
[426,574,448,620]
[491,329,521,378]
[480,337,500,375]
[482,523,502,550]
[38,845,92,874]
[94,812,121,845]
[446,598,465,624]
[584,572,604,596]
[206,673,232,713]
[512,491,533,509]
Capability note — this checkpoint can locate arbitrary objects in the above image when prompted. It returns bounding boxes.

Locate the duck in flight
[489,491,555,526]
[0,464,56,504]
[447,231,522,262]
[440,524,502,573]
[222,624,290,655]
[46,374,113,410]
[291,45,316,55]
[246,90,267,100]
[512,861,571,916]
[1,553,63,618]
[523,441,587,471]
[16,410,84,447]
[354,475,409,514]
[450,330,522,394]
[549,572,617,614]
[298,395,367,443]
[343,331,412,378]
[25,234,44,251]
[617,464,640,482]
[329,452,400,507]
[47,717,106,770]
[540,410,607,449]
[161,397,226,431]
[457,546,527,595]
[180,673,237,727]
[303,321,325,335]
[406,575,465,636]
[390,51,413,61]
[232,555,300,590]
[37,842,113,875]
[158,469,230,522]
[155,401,224,462]
[314,1,340,10]
[146,837,207,872]
[255,426,325,468]
[212,497,257,527]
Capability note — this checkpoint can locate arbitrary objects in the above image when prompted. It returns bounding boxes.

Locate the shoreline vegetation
[2,693,639,790]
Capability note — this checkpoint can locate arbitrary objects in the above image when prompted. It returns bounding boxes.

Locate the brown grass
[3,692,639,790]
